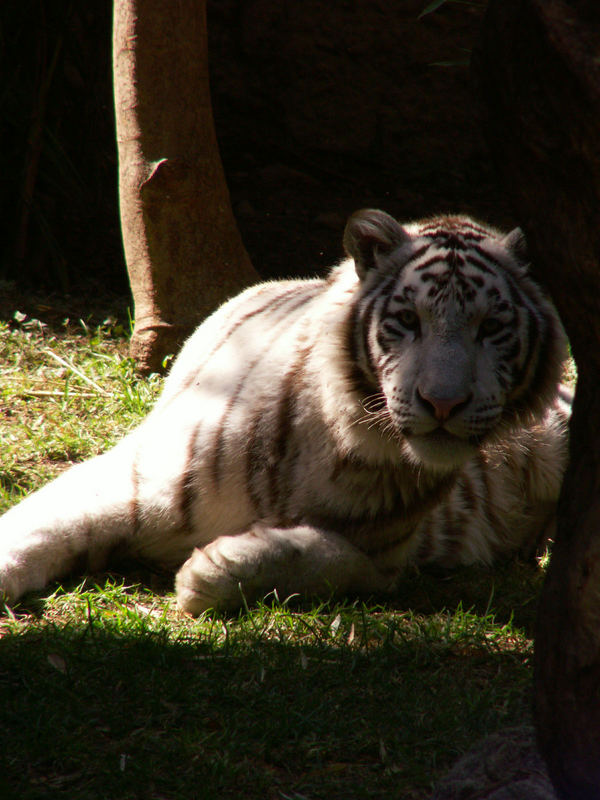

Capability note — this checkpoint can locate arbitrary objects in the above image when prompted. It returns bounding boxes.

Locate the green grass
[0,303,546,799]
[0,310,161,509]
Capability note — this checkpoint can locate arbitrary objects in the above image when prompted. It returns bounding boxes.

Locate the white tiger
[0,210,570,614]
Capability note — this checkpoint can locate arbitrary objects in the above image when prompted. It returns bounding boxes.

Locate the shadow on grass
[388,558,546,636]
[0,562,541,800]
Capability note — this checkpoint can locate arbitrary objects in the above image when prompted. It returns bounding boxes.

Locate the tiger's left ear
[343,209,410,280]
[502,227,528,265]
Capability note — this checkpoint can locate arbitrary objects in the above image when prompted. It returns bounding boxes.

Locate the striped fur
[0,210,570,613]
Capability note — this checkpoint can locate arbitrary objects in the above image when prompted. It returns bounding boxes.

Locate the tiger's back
[0,210,570,612]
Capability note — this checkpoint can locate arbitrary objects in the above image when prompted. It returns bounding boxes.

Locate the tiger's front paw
[175,533,267,615]
[0,557,35,608]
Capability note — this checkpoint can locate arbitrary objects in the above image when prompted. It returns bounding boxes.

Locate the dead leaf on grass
[47,653,67,674]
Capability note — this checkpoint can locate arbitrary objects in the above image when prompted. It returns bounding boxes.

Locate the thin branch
[43,349,112,396]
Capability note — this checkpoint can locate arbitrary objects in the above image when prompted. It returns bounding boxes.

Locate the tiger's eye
[479,317,503,338]
[398,309,419,330]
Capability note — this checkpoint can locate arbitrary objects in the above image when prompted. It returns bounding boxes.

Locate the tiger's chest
[266,449,455,554]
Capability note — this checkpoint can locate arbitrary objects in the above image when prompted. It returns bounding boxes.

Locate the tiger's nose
[416,389,472,422]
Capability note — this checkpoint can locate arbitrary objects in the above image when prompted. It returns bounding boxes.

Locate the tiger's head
[343,209,567,472]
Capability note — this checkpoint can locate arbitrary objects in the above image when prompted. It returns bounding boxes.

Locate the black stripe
[465,254,497,276]
[489,331,515,347]
[346,300,379,399]
[268,346,311,511]
[416,522,435,563]
[179,422,202,532]
[382,320,407,337]
[514,309,559,413]
[414,254,449,272]
[358,286,388,379]
[511,311,541,398]
[459,473,478,513]
[210,372,250,488]
[245,411,267,517]
[400,243,433,268]
[392,284,417,303]
[210,291,317,487]
[443,500,464,562]
[130,454,141,535]
[176,283,323,397]
[470,243,504,268]
[419,224,489,240]
[476,453,502,545]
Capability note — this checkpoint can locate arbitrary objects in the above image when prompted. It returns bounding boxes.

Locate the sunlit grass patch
[0,316,162,512]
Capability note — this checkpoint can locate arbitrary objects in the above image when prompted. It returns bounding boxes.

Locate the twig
[16,390,98,399]
[43,349,112,396]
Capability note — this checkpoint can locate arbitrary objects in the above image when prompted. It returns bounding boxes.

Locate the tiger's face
[344,210,566,472]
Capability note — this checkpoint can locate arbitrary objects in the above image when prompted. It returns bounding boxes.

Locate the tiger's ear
[343,209,410,279]
[502,227,528,265]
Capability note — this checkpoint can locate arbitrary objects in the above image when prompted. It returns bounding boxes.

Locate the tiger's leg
[0,424,196,604]
[175,524,395,614]
[0,441,147,604]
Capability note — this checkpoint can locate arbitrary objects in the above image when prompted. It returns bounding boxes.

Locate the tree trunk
[473,1,600,797]
[113,0,259,373]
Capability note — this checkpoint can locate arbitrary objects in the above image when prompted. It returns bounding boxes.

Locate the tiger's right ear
[343,209,410,279]
[501,227,528,265]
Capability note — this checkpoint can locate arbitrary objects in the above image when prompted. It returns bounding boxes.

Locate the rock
[431,726,557,800]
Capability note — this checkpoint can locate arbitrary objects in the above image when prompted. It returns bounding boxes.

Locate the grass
[0,305,161,508]
[0,298,547,799]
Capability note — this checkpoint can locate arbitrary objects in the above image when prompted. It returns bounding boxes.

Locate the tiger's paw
[175,531,271,615]
[175,548,244,615]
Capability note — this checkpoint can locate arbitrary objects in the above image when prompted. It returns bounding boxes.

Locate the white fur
[0,212,570,612]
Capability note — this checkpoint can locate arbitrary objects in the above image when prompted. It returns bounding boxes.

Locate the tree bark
[473,2,600,797]
[113,0,259,373]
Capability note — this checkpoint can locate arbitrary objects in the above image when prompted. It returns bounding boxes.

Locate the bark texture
[473,1,600,797]
[113,0,258,373]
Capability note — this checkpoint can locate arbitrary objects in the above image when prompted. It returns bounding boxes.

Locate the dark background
[0,0,509,298]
